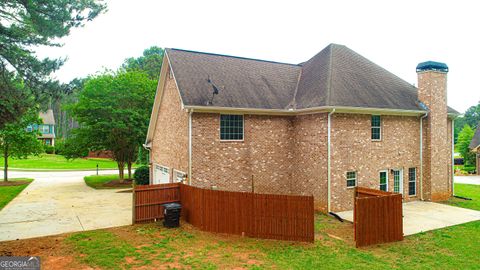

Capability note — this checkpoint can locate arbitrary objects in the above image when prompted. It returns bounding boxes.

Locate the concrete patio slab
[455,175,480,185]
[0,170,132,242]
[336,201,480,236]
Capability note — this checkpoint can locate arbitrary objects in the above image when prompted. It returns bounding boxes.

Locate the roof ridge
[287,68,303,109]
[325,44,334,106]
[167,48,301,67]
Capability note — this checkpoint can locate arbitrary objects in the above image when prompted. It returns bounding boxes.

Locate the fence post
[132,181,136,224]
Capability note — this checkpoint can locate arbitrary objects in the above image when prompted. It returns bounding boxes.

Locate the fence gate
[132,183,180,223]
[354,187,403,247]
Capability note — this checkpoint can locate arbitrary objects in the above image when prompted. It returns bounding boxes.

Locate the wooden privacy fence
[133,183,314,242]
[133,183,180,223]
[354,187,403,247]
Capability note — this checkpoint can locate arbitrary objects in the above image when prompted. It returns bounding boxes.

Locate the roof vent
[416,61,448,73]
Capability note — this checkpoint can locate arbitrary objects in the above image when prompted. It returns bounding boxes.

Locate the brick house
[470,126,480,175]
[145,44,459,212]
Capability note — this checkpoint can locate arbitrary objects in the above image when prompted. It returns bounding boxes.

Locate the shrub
[463,166,477,174]
[133,166,150,185]
[55,140,65,155]
[44,145,55,154]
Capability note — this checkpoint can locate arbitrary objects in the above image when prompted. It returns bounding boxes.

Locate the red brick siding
[191,113,295,194]
[418,71,451,201]
[150,68,189,182]
[330,114,421,212]
[292,114,329,211]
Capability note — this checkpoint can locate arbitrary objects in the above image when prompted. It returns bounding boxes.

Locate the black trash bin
[162,203,182,228]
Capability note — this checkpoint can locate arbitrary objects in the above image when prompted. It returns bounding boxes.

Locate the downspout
[451,118,455,196]
[327,108,336,213]
[419,112,428,201]
[188,109,193,185]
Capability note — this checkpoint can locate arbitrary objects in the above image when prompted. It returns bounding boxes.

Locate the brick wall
[418,70,451,201]
[191,113,295,195]
[330,114,421,212]
[150,68,189,182]
[292,114,329,211]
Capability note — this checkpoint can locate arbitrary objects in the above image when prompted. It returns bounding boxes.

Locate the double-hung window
[346,171,357,188]
[408,168,416,196]
[379,170,388,191]
[220,114,244,141]
[371,115,381,140]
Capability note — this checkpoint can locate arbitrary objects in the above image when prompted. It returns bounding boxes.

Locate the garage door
[153,165,170,184]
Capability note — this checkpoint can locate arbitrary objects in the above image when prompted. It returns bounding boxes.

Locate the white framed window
[26,125,33,132]
[40,125,50,133]
[346,171,357,188]
[379,170,388,191]
[220,114,244,141]
[371,115,381,140]
[408,168,416,196]
[173,170,186,183]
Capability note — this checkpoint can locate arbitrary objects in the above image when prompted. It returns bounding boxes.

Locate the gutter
[183,105,427,117]
[419,112,428,200]
[327,108,336,212]
[452,118,455,196]
[188,109,193,185]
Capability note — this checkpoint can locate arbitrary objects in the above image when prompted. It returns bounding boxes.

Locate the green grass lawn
[4,154,121,170]
[0,178,33,210]
[445,183,480,210]
[2,182,479,269]
[60,183,480,269]
[84,174,132,189]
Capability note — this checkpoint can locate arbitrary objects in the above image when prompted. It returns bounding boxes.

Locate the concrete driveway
[0,170,132,242]
[336,201,480,236]
[455,175,480,185]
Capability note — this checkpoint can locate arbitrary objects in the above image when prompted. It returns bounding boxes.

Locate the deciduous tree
[456,124,476,166]
[68,71,157,181]
[0,109,44,181]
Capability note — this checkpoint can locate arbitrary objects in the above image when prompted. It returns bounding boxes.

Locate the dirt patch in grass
[0,235,85,270]
[0,180,31,186]
[102,179,133,188]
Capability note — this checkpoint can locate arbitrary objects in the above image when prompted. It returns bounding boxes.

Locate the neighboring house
[27,109,56,146]
[470,125,480,175]
[145,44,459,212]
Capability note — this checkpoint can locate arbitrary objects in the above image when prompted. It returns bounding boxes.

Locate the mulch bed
[0,180,30,186]
[102,179,133,188]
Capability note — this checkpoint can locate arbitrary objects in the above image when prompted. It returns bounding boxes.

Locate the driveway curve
[0,170,131,242]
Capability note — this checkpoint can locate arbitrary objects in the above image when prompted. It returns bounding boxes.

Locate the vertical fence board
[354,187,403,247]
[133,183,314,242]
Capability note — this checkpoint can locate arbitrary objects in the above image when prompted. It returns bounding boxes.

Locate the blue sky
[35,0,480,113]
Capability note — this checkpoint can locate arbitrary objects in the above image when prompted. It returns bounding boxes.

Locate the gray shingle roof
[166,44,459,114]
[39,109,55,125]
[167,49,301,109]
[470,125,480,149]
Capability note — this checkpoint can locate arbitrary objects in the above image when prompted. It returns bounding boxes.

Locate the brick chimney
[417,61,451,201]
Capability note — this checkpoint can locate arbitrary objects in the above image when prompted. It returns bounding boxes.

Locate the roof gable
[470,125,480,149]
[295,44,421,110]
[39,109,55,125]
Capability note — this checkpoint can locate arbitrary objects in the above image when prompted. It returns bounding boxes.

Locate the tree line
[455,102,480,167]
[0,0,106,181]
